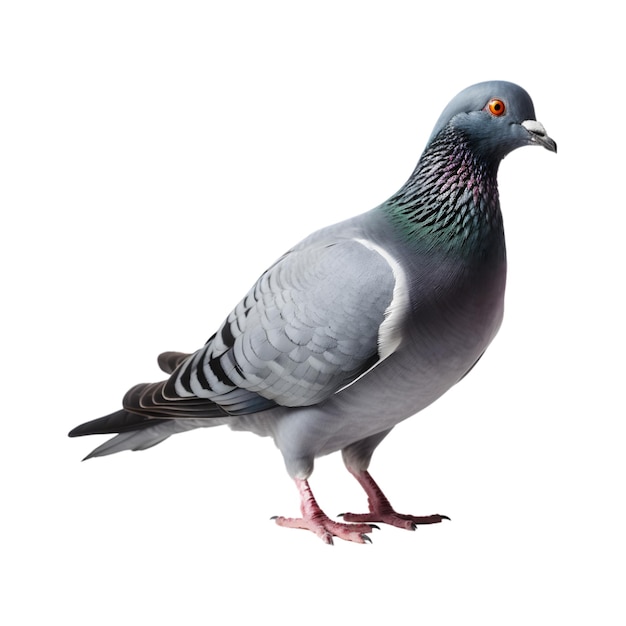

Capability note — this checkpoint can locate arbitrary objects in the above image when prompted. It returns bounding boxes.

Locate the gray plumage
[70,81,556,543]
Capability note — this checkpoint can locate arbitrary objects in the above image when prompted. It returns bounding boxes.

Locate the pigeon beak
[521,120,557,153]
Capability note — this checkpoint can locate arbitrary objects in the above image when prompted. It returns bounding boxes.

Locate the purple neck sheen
[382,127,505,261]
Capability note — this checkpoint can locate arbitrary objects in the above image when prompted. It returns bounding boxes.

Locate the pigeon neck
[381,128,505,261]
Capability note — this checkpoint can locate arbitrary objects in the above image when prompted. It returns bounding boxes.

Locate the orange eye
[487,98,506,116]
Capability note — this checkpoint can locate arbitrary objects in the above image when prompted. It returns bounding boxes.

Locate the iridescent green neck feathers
[382,127,505,261]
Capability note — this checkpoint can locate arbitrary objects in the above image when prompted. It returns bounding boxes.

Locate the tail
[70,413,228,460]
[68,350,228,459]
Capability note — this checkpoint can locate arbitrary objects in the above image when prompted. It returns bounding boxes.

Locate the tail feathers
[82,429,170,460]
[68,409,166,437]
[69,362,232,460]
[157,351,191,374]
[68,379,227,439]
[81,418,228,460]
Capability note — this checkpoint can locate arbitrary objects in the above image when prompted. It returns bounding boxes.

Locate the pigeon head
[427,81,557,161]
[383,81,556,257]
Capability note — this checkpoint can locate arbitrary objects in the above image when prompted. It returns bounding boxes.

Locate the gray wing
[165,237,401,415]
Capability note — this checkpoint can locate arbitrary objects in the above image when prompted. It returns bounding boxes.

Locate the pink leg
[341,469,450,530]
[273,478,376,544]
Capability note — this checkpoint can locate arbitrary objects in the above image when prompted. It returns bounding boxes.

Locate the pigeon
[69,81,556,544]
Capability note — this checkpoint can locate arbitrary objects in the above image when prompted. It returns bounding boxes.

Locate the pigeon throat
[382,128,504,260]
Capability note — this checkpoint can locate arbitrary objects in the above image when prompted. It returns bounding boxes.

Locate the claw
[337,514,379,531]
[343,469,451,530]
[274,479,378,544]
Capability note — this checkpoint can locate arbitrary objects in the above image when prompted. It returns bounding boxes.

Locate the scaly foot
[341,469,450,530]
[340,509,449,530]
[273,478,377,544]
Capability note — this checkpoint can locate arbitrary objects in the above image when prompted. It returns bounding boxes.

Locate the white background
[2,1,624,624]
